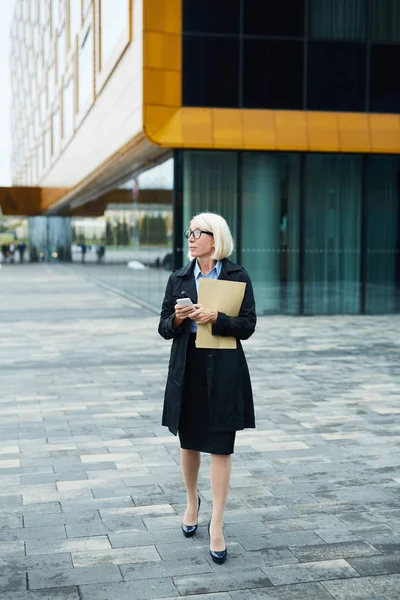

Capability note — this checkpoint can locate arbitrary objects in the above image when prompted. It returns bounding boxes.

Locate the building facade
[8,0,400,314]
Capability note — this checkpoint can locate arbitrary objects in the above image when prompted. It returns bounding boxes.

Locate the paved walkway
[0,263,400,600]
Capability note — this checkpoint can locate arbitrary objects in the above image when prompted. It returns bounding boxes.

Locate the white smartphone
[176,297,194,307]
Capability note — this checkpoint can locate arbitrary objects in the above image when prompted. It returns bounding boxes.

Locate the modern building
[4,0,400,314]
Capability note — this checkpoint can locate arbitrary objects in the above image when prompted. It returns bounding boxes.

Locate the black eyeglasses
[184,229,214,240]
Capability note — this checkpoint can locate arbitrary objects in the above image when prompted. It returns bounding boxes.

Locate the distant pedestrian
[1,244,8,263]
[8,242,15,263]
[158,212,256,566]
[96,244,105,263]
[18,241,26,263]
[80,243,87,263]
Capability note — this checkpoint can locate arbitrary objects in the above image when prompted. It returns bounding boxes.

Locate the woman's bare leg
[181,448,201,524]
[209,454,231,551]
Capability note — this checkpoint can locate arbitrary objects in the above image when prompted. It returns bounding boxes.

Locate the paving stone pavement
[0,263,400,600]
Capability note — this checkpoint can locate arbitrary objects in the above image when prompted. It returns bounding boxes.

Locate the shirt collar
[194,260,222,279]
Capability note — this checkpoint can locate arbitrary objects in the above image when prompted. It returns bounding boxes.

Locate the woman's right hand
[173,303,195,327]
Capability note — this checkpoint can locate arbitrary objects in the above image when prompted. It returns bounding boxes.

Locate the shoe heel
[208,518,227,565]
[181,493,201,538]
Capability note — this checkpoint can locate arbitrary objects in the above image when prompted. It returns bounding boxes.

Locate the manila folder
[196,279,246,349]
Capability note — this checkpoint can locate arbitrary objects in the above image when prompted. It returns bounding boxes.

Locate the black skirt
[178,334,236,455]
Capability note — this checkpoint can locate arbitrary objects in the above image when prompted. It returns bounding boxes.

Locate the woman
[158,212,256,565]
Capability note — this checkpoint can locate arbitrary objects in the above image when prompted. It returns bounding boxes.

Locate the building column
[28,216,72,262]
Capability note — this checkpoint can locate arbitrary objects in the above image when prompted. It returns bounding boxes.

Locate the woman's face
[188,219,215,260]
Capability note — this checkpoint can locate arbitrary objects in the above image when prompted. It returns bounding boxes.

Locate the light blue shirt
[190,260,222,333]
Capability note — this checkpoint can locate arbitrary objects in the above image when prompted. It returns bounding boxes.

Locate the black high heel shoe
[181,494,201,537]
[208,518,227,565]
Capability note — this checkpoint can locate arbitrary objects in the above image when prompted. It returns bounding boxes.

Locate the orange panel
[182,108,213,148]
[369,114,400,153]
[144,32,181,71]
[338,113,371,152]
[275,111,308,150]
[212,109,243,148]
[307,112,340,152]
[144,0,181,34]
[151,109,184,146]
[143,106,179,139]
[144,69,181,107]
[242,110,276,150]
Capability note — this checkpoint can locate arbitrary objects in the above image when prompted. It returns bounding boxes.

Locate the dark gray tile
[28,565,123,589]
[348,553,400,576]
[79,579,179,600]
[174,569,273,595]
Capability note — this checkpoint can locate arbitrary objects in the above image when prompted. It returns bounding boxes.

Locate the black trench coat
[158,258,256,435]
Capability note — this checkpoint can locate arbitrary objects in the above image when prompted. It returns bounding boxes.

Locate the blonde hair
[187,212,234,261]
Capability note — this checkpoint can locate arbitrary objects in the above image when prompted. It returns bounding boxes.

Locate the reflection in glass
[370,45,400,113]
[183,151,237,262]
[241,153,300,315]
[182,36,239,108]
[183,0,240,34]
[307,41,366,111]
[244,0,305,36]
[304,155,362,314]
[309,0,367,40]
[243,39,304,110]
[366,157,400,313]
[370,0,400,42]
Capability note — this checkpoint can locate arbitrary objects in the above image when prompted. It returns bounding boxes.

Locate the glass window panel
[40,89,47,123]
[52,108,60,157]
[366,156,400,313]
[48,63,55,104]
[183,0,239,34]
[309,0,367,40]
[182,36,239,108]
[244,0,305,36]
[370,0,400,42]
[100,0,128,68]
[63,77,74,139]
[40,0,47,26]
[304,154,362,315]
[307,41,366,111]
[183,151,237,263]
[43,25,50,58]
[243,40,304,110]
[69,0,82,45]
[78,26,94,110]
[241,153,301,315]
[57,25,66,82]
[369,45,400,113]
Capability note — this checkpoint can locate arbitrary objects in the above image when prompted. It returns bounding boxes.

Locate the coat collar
[175,257,243,279]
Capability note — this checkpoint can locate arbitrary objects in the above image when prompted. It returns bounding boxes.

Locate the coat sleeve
[158,273,185,340]
[211,270,256,340]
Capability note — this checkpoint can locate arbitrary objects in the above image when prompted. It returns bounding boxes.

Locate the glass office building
[8,0,400,315]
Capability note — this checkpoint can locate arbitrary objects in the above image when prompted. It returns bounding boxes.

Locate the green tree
[121,219,130,245]
[105,220,114,246]
[115,221,122,246]
[71,226,77,242]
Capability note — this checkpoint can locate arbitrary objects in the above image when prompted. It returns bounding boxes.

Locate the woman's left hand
[189,304,218,325]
